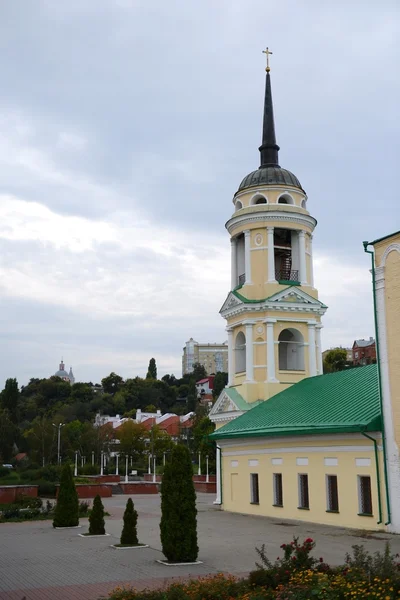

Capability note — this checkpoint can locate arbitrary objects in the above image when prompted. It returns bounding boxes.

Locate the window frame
[326,474,339,513]
[357,475,373,516]
[273,473,283,507]
[250,473,260,504]
[298,473,309,510]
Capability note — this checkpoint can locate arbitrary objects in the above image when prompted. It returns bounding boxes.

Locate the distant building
[182,338,228,375]
[195,376,214,402]
[352,338,376,366]
[53,359,75,384]
[95,408,194,439]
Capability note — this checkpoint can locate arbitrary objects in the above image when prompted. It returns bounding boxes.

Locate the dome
[54,369,71,379]
[238,166,304,193]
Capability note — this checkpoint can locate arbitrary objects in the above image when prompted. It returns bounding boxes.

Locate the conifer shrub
[88,494,105,535]
[52,463,79,528]
[160,444,198,562]
[120,498,139,545]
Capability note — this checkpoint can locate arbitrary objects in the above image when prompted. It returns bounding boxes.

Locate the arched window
[278,328,305,371]
[250,194,268,205]
[301,199,306,209]
[235,200,243,211]
[235,331,246,373]
[278,193,294,205]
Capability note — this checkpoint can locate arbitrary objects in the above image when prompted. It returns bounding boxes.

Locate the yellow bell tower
[212,51,327,414]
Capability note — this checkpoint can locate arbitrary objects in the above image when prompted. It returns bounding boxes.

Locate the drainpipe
[361,431,382,525]
[363,242,391,525]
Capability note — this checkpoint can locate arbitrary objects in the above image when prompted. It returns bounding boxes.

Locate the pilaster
[299,230,307,285]
[244,230,252,285]
[244,320,255,382]
[267,226,276,283]
[227,327,234,387]
[307,320,317,377]
[315,324,323,375]
[265,318,278,382]
[230,237,237,290]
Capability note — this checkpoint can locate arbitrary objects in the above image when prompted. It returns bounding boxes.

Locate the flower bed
[107,537,400,599]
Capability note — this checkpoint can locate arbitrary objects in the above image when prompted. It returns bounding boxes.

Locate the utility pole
[52,423,65,465]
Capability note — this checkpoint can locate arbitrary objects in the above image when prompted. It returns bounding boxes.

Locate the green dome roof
[238,166,304,193]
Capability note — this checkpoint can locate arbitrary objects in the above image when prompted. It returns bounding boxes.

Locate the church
[209,50,400,533]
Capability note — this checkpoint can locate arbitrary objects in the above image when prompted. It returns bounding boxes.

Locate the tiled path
[1,493,400,600]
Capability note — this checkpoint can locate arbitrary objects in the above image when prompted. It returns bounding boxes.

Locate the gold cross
[262,47,273,72]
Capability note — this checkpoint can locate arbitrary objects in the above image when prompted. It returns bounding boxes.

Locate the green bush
[160,445,198,563]
[37,480,57,497]
[0,466,11,478]
[88,494,105,535]
[78,464,99,476]
[37,465,61,482]
[120,498,139,545]
[20,469,40,481]
[78,501,90,516]
[52,464,79,528]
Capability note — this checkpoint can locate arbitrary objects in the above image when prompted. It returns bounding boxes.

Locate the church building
[209,52,400,532]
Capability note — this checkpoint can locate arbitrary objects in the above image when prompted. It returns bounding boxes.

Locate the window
[326,475,339,512]
[235,331,246,373]
[273,473,283,506]
[250,473,259,504]
[298,474,309,509]
[235,200,243,211]
[358,476,373,515]
[278,328,305,371]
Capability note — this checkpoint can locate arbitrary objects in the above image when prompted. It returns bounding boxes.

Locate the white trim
[296,457,308,466]
[271,458,283,465]
[277,192,295,205]
[248,459,259,466]
[267,226,275,283]
[219,433,381,447]
[251,245,268,251]
[223,445,374,456]
[233,186,306,203]
[379,243,400,267]
[324,458,338,466]
[250,192,269,205]
[226,211,316,235]
[355,458,371,467]
[210,411,245,424]
[230,237,237,290]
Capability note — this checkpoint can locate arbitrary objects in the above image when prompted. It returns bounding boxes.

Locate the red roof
[196,376,214,388]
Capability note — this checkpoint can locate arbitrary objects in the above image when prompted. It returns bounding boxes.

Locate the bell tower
[213,51,327,415]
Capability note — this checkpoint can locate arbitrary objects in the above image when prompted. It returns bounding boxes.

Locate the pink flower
[319,557,324,563]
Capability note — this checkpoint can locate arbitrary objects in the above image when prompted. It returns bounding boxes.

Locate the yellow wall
[221,436,385,530]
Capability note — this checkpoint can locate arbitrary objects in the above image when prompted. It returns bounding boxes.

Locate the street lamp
[52,423,65,465]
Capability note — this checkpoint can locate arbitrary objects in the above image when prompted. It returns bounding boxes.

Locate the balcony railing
[238,273,245,286]
[275,269,299,282]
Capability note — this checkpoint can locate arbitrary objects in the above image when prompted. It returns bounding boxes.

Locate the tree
[101,372,124,395]
[23,416,55,466]
[192,363,207,381]
[0,408,15,462]
[0,378,20,424]
[89,494,105,535]
[146,358,157,380]
[160,444,198,562]
[213,372,228,399]
[117,421,148,459]
[323,348,348,373]
[192,416,216,473]
[120,498,139,545]
[53,464,79,528]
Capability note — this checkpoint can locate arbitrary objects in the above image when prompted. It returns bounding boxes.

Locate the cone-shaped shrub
[89,494,105,535]
[160,444,198,562]
[120,498,139,545]
[52,464,79,528]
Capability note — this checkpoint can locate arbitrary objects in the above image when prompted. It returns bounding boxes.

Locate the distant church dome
[54,360,75,384]
[238,166,303,193]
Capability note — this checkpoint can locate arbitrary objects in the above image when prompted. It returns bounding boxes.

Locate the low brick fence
[0,485,39,504]
[85,475,121,484]
[56,484,113,499]
[143,474,162,482]
[193,481,216,493]
[119,482,159,494]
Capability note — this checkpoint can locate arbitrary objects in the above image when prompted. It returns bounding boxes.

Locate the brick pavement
[1,493,400,600]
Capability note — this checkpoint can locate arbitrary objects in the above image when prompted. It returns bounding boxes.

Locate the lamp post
[92,451,94,466]
[153,456,156,483]
[148,453,152,475]
[115,454,119,476]
[74,451,78,477]
[163,451,166,466]
[52,423,65,465]
[125,455,129,483]
[100,451,104,476]
[81,456,84,468]
[198,452,201,476]
[206,455,209,483]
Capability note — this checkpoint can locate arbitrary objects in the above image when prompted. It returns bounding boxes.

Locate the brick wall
[0,485,38,504]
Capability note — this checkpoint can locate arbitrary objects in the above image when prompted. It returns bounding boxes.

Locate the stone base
[156,559,203,566]
[110,544,149,549]
[78,533,110,537]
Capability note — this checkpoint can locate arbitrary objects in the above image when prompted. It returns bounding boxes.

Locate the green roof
[370,230,400,245]
[211,365,381,441]
[224,387,258,411]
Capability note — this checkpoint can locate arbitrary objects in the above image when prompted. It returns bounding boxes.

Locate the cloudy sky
[0,1,398,386]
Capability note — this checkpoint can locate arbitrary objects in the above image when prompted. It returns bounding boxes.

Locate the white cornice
[226,211,317,235]
[233,186,306,203]
[209,411,244,424]
[218,432,382,448]
[221,300,327,320]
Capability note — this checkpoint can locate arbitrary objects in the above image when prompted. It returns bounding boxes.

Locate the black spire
[258,71,280,168]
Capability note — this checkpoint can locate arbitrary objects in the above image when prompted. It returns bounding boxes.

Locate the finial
[262,47,273,72]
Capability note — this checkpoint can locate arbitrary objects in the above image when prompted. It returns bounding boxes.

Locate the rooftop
[211,365,381,441]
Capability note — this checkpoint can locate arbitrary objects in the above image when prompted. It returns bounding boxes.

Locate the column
[266,319,278,382]
[309,234,314,287]
[230,237,237,290]
[244,230,252,284]
[299,230,307,285]
[307,321,317,376]
[267,226,276,283]
[315,324,323,375]
[244,321,255,382]
[227,328,234,386]
[213,445,222,505]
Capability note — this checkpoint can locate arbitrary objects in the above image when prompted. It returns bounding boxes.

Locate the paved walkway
[1,493,400,600]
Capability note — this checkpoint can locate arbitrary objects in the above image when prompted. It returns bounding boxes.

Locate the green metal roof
[224,387,257,411]
[369,230,400,246]
[231,288,327,308]
[211,365,381,441]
